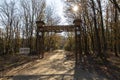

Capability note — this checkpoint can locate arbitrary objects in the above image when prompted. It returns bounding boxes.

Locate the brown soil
[0,50,119,80]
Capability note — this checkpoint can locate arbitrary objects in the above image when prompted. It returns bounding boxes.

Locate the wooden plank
[37,25,75,32]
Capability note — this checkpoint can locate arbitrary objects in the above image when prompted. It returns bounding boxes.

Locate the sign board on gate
[19,48,30,54]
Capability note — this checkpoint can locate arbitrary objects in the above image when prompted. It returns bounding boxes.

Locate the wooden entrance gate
[36,19,82,65]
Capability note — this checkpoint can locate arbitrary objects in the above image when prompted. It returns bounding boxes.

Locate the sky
[0,0,66,36]
[46,0,67,25]
[46,0,63,16]
[0,0,108,26]
[0,0,66,25]
[46,0,67,35]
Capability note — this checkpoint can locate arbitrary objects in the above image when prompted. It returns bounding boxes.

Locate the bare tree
[44,3,61,51]
[0,1,19,54]
[20,0,46,52]
[109,0,120,12]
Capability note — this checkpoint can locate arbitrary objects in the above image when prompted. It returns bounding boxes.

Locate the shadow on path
[1,50,119,80]
[74,55,120,80]
[74,65,109,80]
[2,74,74,80]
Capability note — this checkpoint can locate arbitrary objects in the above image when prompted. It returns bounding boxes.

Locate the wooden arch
[36,19,82,65]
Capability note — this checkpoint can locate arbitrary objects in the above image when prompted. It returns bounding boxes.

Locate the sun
[73,5,79,12]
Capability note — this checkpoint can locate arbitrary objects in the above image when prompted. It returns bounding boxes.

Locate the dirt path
[0,50,111,80]
[2,50,75,80]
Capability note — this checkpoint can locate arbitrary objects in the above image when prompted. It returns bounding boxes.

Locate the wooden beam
[37,25,75,32]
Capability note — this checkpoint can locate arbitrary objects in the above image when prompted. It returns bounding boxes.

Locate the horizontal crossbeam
[38,25,75,32]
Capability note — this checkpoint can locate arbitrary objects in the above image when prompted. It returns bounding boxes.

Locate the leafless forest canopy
[0,0,120,80]
[0,0,119,59]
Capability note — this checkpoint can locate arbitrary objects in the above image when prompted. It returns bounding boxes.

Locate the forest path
[1,50,109,80]
[2,50,74,80]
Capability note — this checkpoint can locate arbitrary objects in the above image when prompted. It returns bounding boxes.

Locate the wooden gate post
[74,19,82,66]
[36,21,45,59]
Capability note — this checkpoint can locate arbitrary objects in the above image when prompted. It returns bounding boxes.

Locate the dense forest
[0,0,120,60]
[0,0,120,80]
